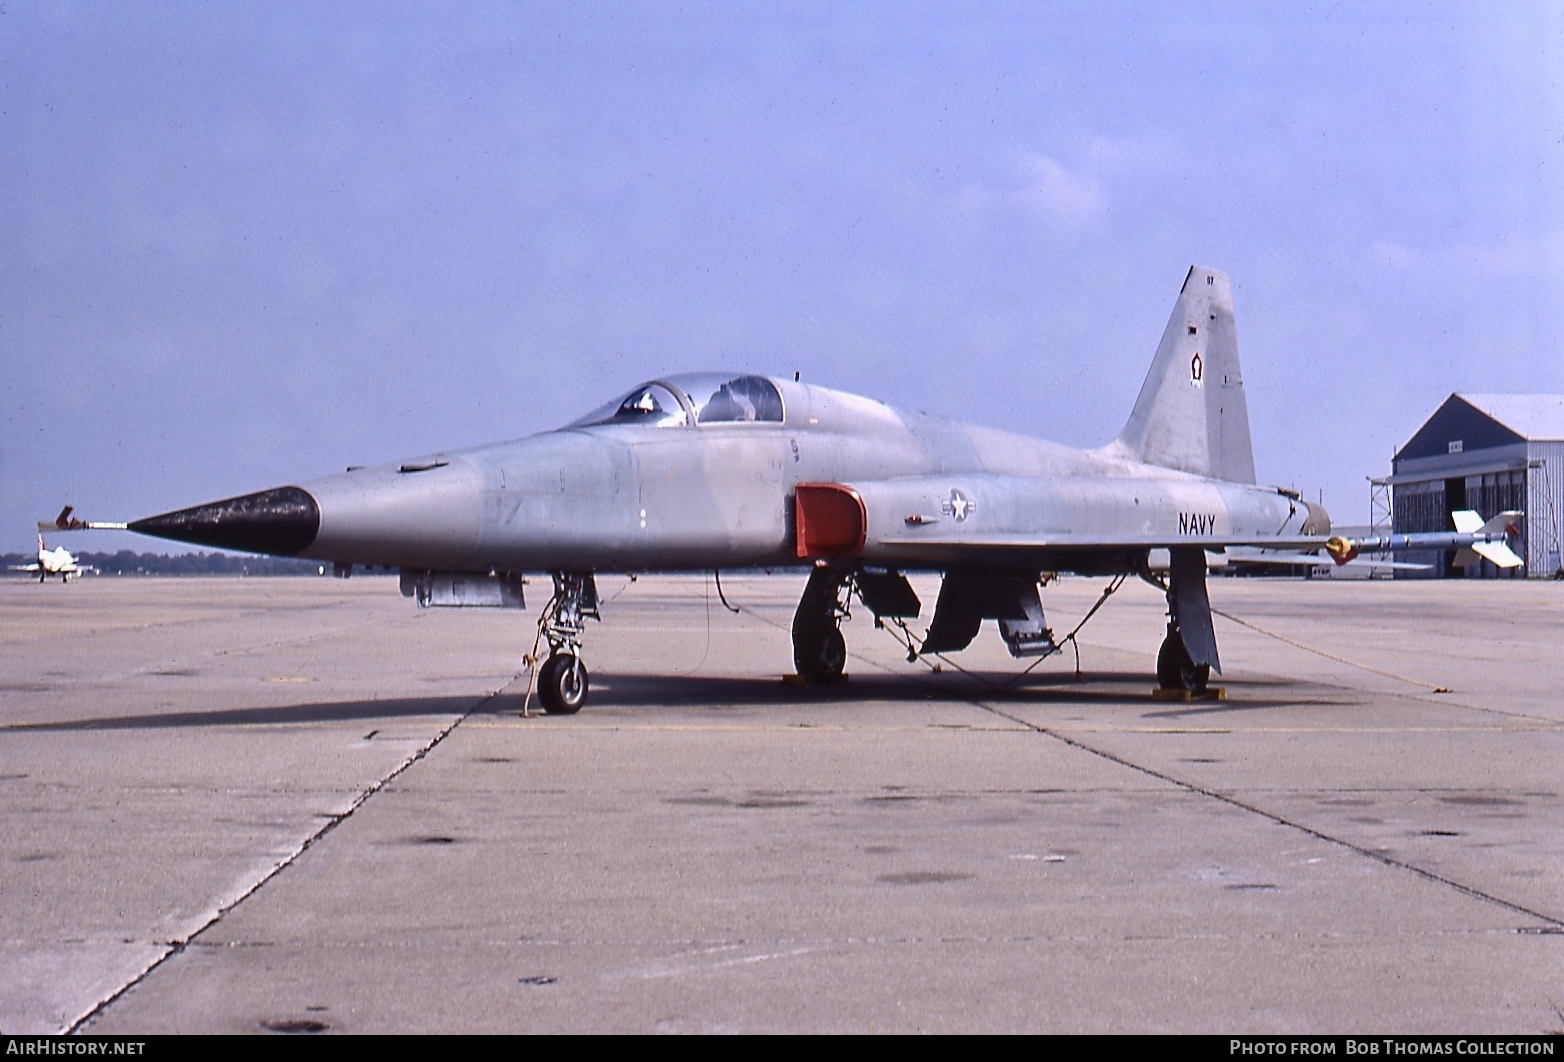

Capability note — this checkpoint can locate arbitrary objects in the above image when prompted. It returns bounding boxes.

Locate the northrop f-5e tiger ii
[69,267,1521,712]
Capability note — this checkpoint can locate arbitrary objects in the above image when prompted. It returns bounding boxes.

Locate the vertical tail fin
[1108,266,1256,484]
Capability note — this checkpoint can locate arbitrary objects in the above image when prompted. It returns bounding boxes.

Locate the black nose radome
[129,486,320,556]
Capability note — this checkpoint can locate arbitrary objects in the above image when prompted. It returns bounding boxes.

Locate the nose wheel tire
[1157,632,1210,693]
[538,654,589,715]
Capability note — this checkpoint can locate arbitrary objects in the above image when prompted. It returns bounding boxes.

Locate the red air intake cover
[794,483,866,559]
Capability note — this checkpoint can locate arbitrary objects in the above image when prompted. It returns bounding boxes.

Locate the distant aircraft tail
[1105,266,1256,484]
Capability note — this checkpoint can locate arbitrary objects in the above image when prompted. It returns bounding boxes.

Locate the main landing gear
[792,566,850,684]
[1150,547,1220,695]
[533,572,599,714]
[1157,624,1210,694]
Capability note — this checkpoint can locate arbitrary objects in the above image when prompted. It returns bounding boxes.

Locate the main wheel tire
[793,624,846,684]
[1156,633,1210,693]
[538,654,589,715]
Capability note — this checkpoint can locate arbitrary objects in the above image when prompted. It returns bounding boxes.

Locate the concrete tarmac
[1,572,1560,1034]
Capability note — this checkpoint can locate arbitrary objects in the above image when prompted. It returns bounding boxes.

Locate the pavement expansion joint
[974,696,1564,935]
[69,672,527,1033]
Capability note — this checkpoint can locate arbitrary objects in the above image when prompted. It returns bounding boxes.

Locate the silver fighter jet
[111,267,1521,713]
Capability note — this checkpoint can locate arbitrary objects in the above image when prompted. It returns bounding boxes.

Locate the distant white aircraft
[13,533,90,583]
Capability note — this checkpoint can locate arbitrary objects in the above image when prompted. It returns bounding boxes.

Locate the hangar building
[1391,394,1564,577]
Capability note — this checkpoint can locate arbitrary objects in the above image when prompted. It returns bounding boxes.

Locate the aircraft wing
[1222,547,1334,568]
[869,524,1331,553]
[805,476,1334,564]
[874,531,1330,551]
[868,528,1505,568]
[861,529,1334,572]
[798,481,1518,570]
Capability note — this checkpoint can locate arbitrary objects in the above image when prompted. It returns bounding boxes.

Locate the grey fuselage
[294,376,1315,577]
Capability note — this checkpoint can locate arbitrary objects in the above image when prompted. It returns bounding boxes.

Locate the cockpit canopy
[569,373,784,429]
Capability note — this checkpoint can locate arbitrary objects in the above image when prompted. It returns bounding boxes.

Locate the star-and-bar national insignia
[941,488,976,522]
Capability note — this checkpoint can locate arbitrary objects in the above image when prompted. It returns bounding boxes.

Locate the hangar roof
[1456,394,1564,441]
[1396,393,1564,464]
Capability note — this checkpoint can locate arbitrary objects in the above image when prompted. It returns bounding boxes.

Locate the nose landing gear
[537,651,589,715]
[532,572,599,715]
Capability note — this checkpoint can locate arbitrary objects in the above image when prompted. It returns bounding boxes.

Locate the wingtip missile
[37,505,128,533]
[41,506,83,531]
[1323,536,1358,565]
[1324,511,1524,569]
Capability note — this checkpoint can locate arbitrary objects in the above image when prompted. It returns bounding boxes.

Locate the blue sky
[5,1,1562,552]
